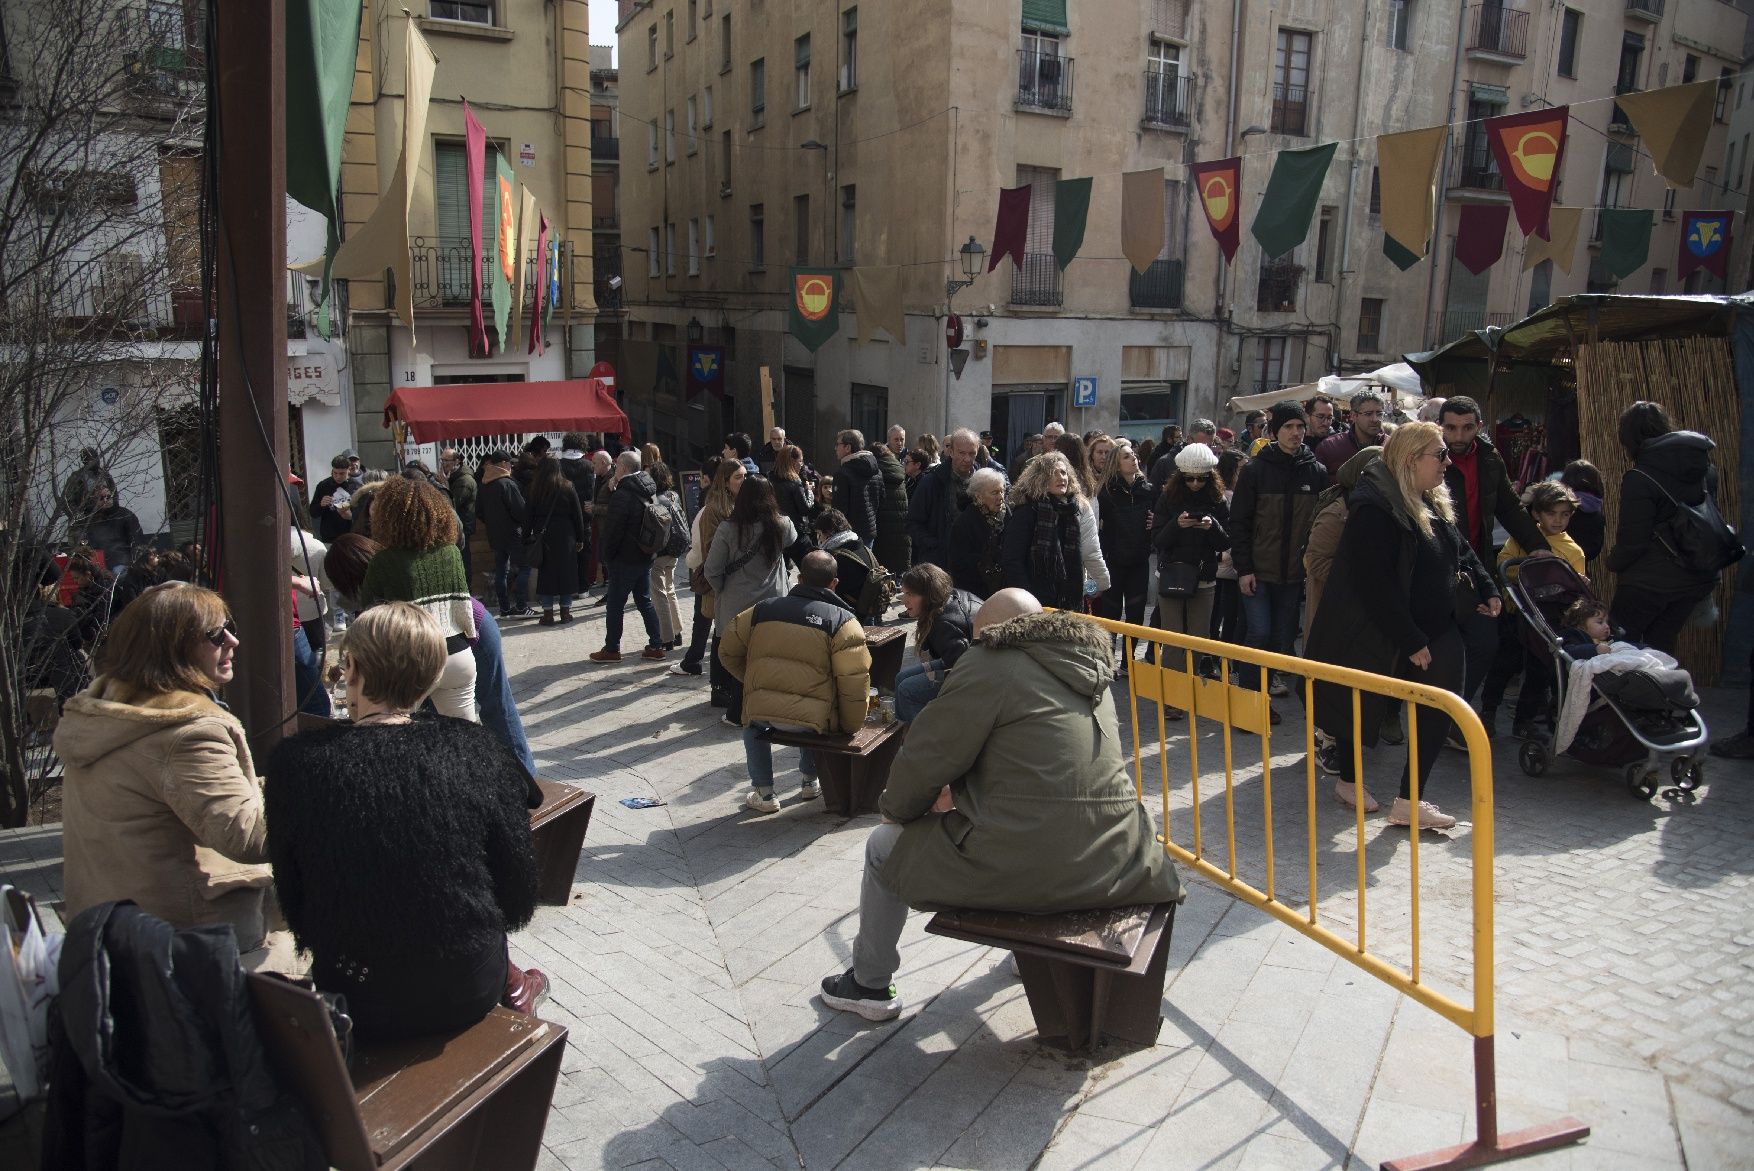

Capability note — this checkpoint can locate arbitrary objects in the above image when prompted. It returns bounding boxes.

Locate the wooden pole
[215,0,293,753]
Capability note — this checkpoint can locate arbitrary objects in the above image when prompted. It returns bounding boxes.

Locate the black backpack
[835,542,896,620]
[636,496,674,556]
[1635,470,1745,575]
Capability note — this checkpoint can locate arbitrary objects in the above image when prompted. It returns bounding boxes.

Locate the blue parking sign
[1073,376,1098,407]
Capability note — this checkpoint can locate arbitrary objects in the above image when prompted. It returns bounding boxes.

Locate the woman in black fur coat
[264,602,546,1041]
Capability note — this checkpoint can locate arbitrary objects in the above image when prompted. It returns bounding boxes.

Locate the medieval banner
[1191,157,1242,263]
[1678,210,1733,281]
[1377,126,1446,260]
[1618,81,1718,188]
[788,268,839,352]
[1485,106,1568,240]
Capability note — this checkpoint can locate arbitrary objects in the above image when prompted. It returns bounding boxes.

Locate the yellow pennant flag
[1616,80,1718,188]
[848,266,905,345]
[328,17,436,335]
[1121,169,1166,274]
[1522,207,1583,275]
[1376,126,1447,258]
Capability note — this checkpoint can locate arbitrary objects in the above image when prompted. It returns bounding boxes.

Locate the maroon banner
[529,211,550,355]
[1678,210,1732,281]
[1191,157,1242,264]
[465,102,490,356]
[986,185,1031,272]
[1484,105,1568,241]
[1454,204,1510,275]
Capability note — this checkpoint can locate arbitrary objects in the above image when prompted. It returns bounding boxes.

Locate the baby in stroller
[1553,598,1699,740]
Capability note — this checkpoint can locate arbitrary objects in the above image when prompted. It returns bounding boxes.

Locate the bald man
[819,592,1181,1021]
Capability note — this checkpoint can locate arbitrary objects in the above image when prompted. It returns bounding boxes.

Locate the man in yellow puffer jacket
[720,550,871,814]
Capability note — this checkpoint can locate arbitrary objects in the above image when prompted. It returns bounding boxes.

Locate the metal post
[214,0,293,754]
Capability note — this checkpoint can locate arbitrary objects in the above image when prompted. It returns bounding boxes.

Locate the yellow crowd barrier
[1085,613,1588,1171]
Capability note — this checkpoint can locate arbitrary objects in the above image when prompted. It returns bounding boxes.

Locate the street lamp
[686,316,703,345]
[946,235,984,299]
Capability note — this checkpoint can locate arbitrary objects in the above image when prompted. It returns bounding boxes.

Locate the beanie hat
[1174,442,1219,474]
[1216,427,1235,444]
[1268,400,1308,437]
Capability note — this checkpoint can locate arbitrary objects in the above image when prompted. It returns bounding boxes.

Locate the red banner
[1485,106,1568,241]
[987,185,1031,272]
[1678,210,1732,281]
[464,102,490,357]
[1191,157,1242,263]
[1454,204,1511,275]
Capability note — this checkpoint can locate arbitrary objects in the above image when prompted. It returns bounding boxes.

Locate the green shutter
[1022,0,1068,34]
[435,142,467,243]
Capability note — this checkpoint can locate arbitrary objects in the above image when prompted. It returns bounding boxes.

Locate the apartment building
[337,0,597,468]
[590,45,628,371]
[616,1,1747,458]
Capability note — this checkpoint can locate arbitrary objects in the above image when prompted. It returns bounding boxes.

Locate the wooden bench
[925,902,1177,1053]
[529,780,595,905]
[760,715,907,815]
[864,625,909,695]
[246,971,567,1170]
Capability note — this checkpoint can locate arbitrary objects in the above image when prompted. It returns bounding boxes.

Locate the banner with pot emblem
[1485,106,1568,240]
[1191,157,1242,263]
[1678,210,1732,281]
[789,268,839,352]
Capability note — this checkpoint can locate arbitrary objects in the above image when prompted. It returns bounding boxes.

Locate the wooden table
[761,714,907,815]
[864,625,908,694]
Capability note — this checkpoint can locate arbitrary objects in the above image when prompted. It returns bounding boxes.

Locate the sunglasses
[1424,448,1451,462]
[204,619,238,647]
[1183,473,1211,482]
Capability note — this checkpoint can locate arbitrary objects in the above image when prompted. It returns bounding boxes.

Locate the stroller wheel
[1671,757,1705,791]
[1625,763,1659,802]
[1518,740,1550,777]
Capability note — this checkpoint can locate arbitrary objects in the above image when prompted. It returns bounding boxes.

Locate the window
[1368,167,1381,215]
[750,58,765,125]
[840,184,856,264]
[686,97,698,153]
[664,9,674,57]
[665,222,677,275]
[1650,268,1668,295]
[1739,134,1750,193]
[1019,30,1067,112]
[850,384,887,445]
[1357,297,1384,352]
[1616,33,1643,95]
[1684,269,1705,293]
[1728,140,1738,193]
[1683,54,1699,84]
[794,34,811,110]
[794,193,810,264]
[720,14,731,72]
[686,0,697,41]
[1255,336,1289,393]
[647,122,658,168]
[664,109,675,162]
[1386,0,1410,52]
[721,129,732,188]
[1717,68,1734,122]
[705,214,716,257]
[647,24,658,71]
[1146,39,1184,125]
[1314,206,1335,281]
[1012,164,1063,305]
[750,203,765,268]
[1556,8,1580,78]
[1129,179,1184,308]
[1662,186,1676,220]
[648,227,660,277]
[841,9,857,92]
[1119,387,1187,437]
[433,140,495,301]
[431,1,493,24]
[1527,259,1552,315]
[687,218,700,276]
[1257,253,1301,312]
[1272,29,1312,136]
[703,85,713,128]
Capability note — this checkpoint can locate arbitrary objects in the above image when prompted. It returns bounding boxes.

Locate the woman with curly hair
[1001,450,1110,610]
[359,475,479,721]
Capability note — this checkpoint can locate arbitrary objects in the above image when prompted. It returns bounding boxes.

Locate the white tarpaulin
[1227,362,1425,414]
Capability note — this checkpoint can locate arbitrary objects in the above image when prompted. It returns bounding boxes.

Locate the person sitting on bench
[819,589,1181,1022]
[264,602,549,1042]
[719,550,872,815]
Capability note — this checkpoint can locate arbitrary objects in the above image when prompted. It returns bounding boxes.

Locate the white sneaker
[744,790,780,814]
[1332,780,1380,813]
[1387,798,1457,831]
[720,715,740,728]
[1268,673,1292,698]
[797,778,821,800]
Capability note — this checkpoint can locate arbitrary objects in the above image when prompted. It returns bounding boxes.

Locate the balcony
[1464,5,1528,60]
[1448,144,1506,194]
[591,136,619,162]
[1256,259,1303,313]
[1016,50,1073,114]
[1625,0,1663,22]
[1009,252,1063,307]
[1129,259,1184,310]
[1270,84,1307,136]
[1441,308,1514,340]
[1143,67,1192,129]
[408,236,569,311]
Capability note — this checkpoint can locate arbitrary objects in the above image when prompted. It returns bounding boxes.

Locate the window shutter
[1606,142,1635,173]
[1021,0,1068,34]
[1151,0,1185,38]
[435,142,466,242]
[795,35,810,67]
[1018,165,1057,252]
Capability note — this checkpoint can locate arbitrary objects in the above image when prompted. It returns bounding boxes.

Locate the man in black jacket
[588,450,668,663]
[832,429,883,545]
[478,451,535,619]
[1440,396,1550,707]
[308,454,360,543]
[907,427,982,567]
[1149,419,1217,492]
[559,433,598,595]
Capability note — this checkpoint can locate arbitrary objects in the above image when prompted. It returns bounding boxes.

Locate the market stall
[1226,362,1427,416]
[382,378,630,445]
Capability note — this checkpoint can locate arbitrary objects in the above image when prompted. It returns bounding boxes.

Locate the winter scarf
[1028,497,1082,606]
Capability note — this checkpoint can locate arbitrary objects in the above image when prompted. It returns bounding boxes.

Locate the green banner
[1383,234,1422,272]
[490,150,516,352]
[1052,177,1092,271]
[1250,143,1337,259]
[284,0,362,335]
[788,267,839,352]
[1599,209,1654,281]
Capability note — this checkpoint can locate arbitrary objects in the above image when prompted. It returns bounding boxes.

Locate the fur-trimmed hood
[56,680,233,770]
[978,610,1114,701]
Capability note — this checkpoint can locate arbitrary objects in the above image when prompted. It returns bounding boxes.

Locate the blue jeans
[291,625,331,718]
[1238,579,1304,690]
[472,609,536,776]
[742,724,817,797]
[603,561,662,652]
[894,658,945,723]
[494,548,529,615]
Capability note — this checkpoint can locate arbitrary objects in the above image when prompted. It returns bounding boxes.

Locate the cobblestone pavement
[4,595,1751,1168]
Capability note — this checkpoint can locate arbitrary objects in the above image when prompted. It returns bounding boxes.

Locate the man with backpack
[813,509,895,625]
[588,450,671,664]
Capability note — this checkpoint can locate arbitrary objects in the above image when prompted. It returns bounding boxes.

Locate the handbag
[521,508,551,570]
[1158,559,1201,598]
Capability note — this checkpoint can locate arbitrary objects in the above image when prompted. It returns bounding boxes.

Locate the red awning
[383,379,630,443]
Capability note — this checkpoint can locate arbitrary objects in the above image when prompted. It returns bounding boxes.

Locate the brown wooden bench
[530,780,595,905]
[246,971,567,1170]
[864,625,909,695]
[760,715,907,815]
[925,902,1177,1053]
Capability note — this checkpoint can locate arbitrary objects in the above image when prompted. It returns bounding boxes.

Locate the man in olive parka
[819,589,1181,1021]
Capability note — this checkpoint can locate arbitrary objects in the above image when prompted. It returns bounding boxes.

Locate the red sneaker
[588,649,622,663]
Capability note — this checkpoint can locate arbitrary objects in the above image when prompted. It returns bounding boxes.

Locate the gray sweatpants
[852,822,908,989]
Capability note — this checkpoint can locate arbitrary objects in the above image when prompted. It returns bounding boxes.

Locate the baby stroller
[1499,556,1708,801]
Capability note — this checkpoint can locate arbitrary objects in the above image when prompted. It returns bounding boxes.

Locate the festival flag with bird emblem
[1190,158,1242,263]
[788,268,839,352]
[1678,210,1732,281]
[1485,107,1568,240]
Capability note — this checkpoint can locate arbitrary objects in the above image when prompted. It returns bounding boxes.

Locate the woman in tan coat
[55,583,273,949]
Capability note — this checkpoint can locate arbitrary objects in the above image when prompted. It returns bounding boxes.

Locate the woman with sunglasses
[56,583,279,958]
[1149,444,1231,711]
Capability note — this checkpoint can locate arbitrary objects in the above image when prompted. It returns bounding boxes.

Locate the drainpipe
[1422,2,1471,349]
[1213,0,1244,408]
[1331,1,1373,375]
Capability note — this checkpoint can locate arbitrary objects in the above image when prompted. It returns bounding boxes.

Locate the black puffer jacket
[918,588,981,667]
[1097,478,1155,571]
[1606,430,1723,595]
[601,470,659,565]
[1230,443,1327,583]
[834,452,883,545]
[872,445,912,573]
[42,901,325,1171]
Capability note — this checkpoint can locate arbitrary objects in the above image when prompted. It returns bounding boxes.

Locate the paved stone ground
[4,595,1752,1168]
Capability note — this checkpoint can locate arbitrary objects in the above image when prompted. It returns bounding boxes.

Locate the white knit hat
[1174,443,1220,474]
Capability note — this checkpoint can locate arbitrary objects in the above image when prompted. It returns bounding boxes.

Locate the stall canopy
[1226,362,1426,414]
[382,378,630,443]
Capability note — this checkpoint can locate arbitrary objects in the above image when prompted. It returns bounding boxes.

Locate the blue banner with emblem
[1678,210,1731,282]
[687,345,726,400]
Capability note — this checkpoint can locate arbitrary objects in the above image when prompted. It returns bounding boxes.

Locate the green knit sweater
[359,544,475,639]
